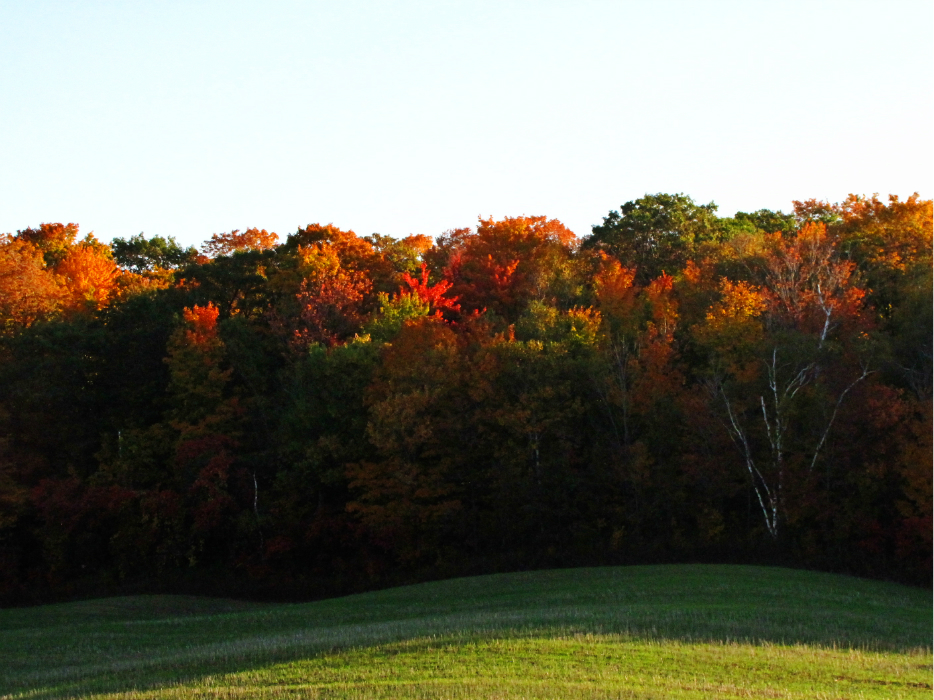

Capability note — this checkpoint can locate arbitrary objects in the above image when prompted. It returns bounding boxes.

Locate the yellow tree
[14,222,79,267]
[55,241,119,313]
[202,228,279,257]
[0,235,64,333]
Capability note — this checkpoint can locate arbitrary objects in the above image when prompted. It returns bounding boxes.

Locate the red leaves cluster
[293,268,372,348]
[439,216,577,320]
[400,263,460,316]
[182,303,220,347]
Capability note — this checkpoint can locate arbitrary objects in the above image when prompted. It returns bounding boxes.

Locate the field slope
[0,565,930,699]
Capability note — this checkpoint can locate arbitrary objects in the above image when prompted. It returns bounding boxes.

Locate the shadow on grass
[2,565,930,699]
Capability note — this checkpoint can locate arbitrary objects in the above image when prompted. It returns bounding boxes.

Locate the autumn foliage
[0,194,929,604]
[203,228,279,257]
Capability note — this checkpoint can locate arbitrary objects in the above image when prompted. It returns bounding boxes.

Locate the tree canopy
[0,195,929,604]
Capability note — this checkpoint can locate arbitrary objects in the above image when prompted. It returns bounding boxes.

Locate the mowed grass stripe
[0,565,930,699]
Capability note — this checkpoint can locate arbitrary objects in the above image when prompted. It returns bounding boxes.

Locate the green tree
[586,193,721,283]
[111,233,198,273]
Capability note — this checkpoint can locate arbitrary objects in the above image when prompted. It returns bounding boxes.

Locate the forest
[0,192,930,604]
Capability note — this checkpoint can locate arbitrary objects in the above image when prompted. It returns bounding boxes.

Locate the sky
[1,0,931,249]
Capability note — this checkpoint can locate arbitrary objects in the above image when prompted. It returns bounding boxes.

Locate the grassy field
[0,565,930,699]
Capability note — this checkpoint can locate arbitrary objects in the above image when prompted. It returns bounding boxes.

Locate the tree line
[0,193,930,603]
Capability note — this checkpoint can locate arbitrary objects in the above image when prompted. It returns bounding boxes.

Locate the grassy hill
[0,565,930,699]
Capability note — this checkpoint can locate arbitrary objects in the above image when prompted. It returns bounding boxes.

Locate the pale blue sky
[1,1,931,248]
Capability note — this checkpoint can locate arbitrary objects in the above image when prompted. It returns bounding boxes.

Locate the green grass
[0,565,930,699]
